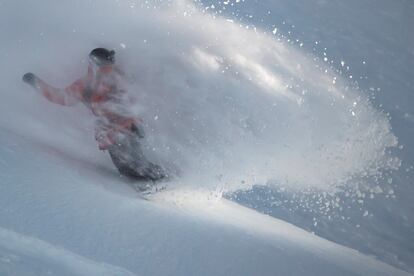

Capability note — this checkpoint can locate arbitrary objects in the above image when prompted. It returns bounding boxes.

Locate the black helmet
[89,48,115,66]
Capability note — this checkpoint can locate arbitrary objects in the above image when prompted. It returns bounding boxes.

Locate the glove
[131,123,145,138]
[22,72,37,86]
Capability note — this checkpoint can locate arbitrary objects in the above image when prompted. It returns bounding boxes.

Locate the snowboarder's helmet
[89,48,115,66]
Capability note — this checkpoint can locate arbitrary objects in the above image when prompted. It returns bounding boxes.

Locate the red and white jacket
[34,64,138,149]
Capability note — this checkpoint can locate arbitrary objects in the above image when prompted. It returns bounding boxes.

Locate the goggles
[89,50,115,66]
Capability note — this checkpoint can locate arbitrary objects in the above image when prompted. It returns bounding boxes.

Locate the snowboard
[127,177,169,200]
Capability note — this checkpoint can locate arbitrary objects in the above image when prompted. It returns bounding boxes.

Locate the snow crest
[0,227,136,276]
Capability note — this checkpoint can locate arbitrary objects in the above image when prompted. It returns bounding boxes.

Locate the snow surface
[0,227,136,276]
[0,0,413,275]
[0,130,409,275]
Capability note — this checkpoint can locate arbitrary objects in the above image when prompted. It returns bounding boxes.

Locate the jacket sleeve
[34,77,84,106]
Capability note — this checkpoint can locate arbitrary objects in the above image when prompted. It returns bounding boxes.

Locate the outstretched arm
[23,73,83,106]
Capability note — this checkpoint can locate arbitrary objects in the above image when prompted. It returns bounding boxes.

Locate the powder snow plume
[0,0,399,194]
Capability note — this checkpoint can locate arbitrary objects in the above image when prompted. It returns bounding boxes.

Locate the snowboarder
[23,48,165,182]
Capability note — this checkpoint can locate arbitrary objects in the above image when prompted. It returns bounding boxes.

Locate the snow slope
[0,227,136,276]
[0,130,410,275]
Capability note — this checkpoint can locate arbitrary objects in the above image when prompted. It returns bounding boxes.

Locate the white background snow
[0,0,412,275]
